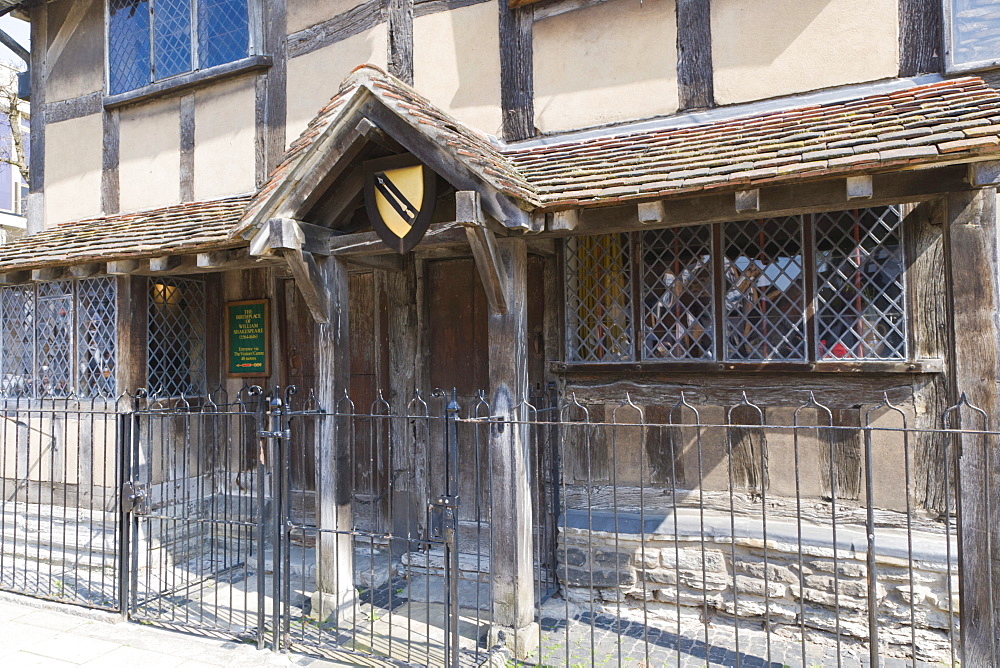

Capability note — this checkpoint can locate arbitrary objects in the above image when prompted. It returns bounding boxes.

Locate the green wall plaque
[227,299,269,376]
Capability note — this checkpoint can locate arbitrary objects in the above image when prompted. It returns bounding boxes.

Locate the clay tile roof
[0,194,252,272]
[241,70,1000,227]
[504,77,1000,209]
[235,64,534,238]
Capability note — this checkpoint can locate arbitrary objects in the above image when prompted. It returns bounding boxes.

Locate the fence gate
[120,386,468,666]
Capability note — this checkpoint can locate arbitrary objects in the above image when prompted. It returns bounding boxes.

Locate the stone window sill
[103,56,272,110]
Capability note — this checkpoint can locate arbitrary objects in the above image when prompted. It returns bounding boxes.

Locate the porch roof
[0,194,251,272]
[238,67,1000,231]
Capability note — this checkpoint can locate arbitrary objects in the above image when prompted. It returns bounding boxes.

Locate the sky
[0,14,28,69]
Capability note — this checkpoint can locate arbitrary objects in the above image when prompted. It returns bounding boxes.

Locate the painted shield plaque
[364,163,437,254]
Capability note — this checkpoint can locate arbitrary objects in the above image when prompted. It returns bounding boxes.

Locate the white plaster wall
[118,97,181,212]
[287,0,364,34]
[533,0,678,134]
[413,2,502,136]
[194,75,257,200]
[712,0,899,106]
[43,113,103,226]
[45,0,104,102]
[285,24,388,143]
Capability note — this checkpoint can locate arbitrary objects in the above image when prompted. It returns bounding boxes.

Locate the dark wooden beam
[179,94,195,202]
[102,108,120,214]
[458,191,509,314]
[259,0,288,186]
[899,0,942,77]
[27,1,45,234]
[329,220,468,256]
[0,270,30,284]
[676,0,714,110]
[387,0,414,84]
[31,267,63,281]
[568,165,971,237]
[284,247,330,324]
[286,0,384,59]
[946,188,1000,665]
[499,0,534,141]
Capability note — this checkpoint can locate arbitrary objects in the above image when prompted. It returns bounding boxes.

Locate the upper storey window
[946,0,1000,71]
[108,0,251,95]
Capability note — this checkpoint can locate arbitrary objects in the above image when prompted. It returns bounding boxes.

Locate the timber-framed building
[0,0,999,665]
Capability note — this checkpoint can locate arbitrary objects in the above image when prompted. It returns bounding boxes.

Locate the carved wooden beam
[457,191,509,315]
[283,247,330,324]
[549,209,580,232]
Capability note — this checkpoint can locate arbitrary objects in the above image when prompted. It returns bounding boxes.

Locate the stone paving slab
[0,593,377,667]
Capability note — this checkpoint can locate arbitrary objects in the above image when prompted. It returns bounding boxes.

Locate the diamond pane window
[109,0,152,95]
[77,278,119,397]
[0,285,33,397]
[108,0,252,95]
[566,234,633,362]
[641,225,714,360]
[723,218,806,362]
[153,0,193,80]
[198,0,250,70]
[148,278,207,397]
[815,207,906,361]
[36,281,74,397]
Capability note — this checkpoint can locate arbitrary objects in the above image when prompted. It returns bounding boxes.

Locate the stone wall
[557,511,958,663]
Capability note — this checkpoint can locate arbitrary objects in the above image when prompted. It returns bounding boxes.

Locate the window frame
[104,0,263,98]
[943,0,1000,73]
[561,205,919,373]
[0,277,119,399]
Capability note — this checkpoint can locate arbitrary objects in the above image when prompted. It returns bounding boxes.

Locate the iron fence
[0,384,983,668]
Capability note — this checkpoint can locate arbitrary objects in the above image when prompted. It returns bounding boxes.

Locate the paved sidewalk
[0,593,372,667]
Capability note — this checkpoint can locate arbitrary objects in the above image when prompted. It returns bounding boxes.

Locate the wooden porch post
[946,186,1000,665]
[487,237,538,657]
[312,255,356,622]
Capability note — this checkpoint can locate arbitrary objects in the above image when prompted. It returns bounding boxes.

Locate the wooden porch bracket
[251,217,331,323]
[458,191,510,315]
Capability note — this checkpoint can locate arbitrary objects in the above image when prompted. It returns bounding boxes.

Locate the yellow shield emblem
[364,161,437,254]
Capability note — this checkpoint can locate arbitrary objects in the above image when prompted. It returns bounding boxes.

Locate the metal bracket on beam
[458,191,509,315]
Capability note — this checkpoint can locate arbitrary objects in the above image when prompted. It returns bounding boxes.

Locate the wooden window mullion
[712,223,725,362]
[803,213,818,363]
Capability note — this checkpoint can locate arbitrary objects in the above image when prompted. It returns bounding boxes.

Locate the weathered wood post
[486,237,538,657]
[947,170,1000,665]
[311,255,356,623]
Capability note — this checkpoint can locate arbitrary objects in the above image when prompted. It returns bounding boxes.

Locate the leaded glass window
[815,208,906,361]
[947,0,1000,71]
[640,225,714,360]
[723,217,806,362]
[148,277,207,397]
[564,205,909,366]
[108,0,252,95]
[0,279,118,398]
[565,234,633,362]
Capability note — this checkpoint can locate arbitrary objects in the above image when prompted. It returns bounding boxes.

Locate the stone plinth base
[308,589,357,626]
[487,622,539,660]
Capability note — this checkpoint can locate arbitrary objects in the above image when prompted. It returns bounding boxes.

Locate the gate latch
[122,481,149,515]
[429,495,459,539]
